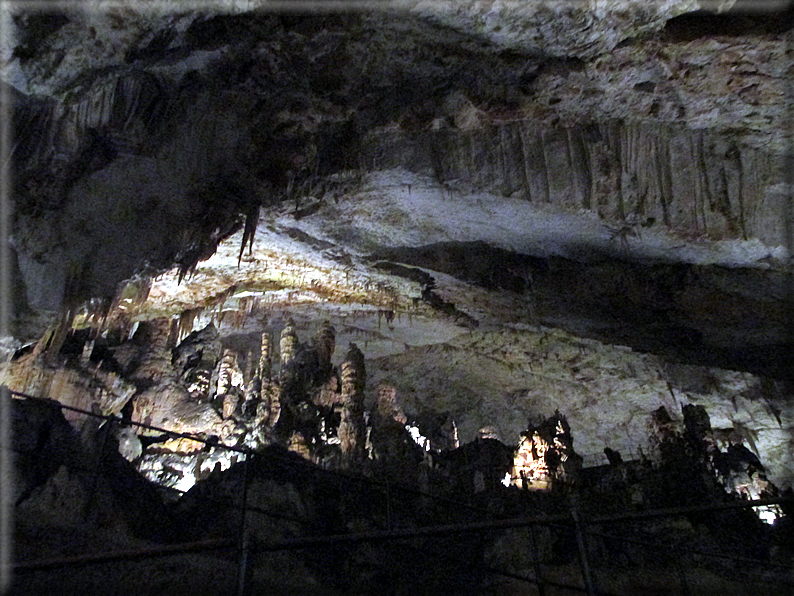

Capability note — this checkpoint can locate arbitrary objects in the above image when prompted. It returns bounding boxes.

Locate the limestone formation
[288,431,312,460]
[128,318,174,384]
[115,425,143,462]
[216,349,243,396]
[314,320,336,372]
[340,343,366,405]
[259,331,272,381]
[0,351,136,428]
[131,382,226,438]
[376,384,406,425]
[173,323,223,401]
[512,411,582,490]
[647,405,684,464]
[648,403,780,504]
[477,426,500,441]
[221,392,238,420]
[338,343,367,462]
[279,318,300,372]
[5,4,794,592]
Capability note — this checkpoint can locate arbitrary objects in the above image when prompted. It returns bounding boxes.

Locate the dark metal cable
[584,526,794,571]
[5,388,253,455]
[13,538,236,572]
[9,386,794,584]
[6,386,512,522]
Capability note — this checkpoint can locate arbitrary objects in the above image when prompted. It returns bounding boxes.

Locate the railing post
[385,477,392,531]
[0,386,11,593]
[528,523,546,596]
[572,509,598,596]
[236,450,252,596]
[676,550,691,596]
[88,413,113,517]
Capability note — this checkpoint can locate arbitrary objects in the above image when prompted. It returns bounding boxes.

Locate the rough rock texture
[0,352,136,426]
[512,411,582,490]
[6,6,792,326]
[4,4,794,591]
[364,118,785,244]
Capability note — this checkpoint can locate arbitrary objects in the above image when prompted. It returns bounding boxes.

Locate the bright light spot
[755,505,781,525]
[198,450,236,477]
[174,472,197,494]
[502,472,511,487]
[406,424,431,451]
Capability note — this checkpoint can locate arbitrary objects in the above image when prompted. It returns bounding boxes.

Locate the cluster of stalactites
[511,410,582,491]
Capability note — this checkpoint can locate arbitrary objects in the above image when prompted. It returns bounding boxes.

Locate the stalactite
[177,307,203,344]
[376,118,778,243]
[238,204,260,266]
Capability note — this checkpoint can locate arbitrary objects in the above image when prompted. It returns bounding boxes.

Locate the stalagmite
[340,342,366,401]
[222,392,238,420]
[314,320,336,372]
[338,343,367,462]
[376,384,406,425]
[288,431,311,459]
[216,349,243,397]
[280,318,299,372]
[511,411,581,490]
[259,331,272,381]
[173,323,223,401]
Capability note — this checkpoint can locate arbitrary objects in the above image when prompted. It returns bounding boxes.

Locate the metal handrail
[7,386,793,594]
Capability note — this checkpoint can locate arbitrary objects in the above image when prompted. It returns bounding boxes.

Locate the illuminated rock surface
[4,2,793,594]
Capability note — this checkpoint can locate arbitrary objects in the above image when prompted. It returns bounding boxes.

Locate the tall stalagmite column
[314,320,336,372]
[338,343,366,463]
[256,331,280,430]
[259,332,272,382]
[279,318,299,373]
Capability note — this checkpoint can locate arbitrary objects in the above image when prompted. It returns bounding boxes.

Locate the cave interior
[2,1,794,595]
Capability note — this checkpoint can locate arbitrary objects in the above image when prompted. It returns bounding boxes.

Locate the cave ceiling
[2,1,794,487]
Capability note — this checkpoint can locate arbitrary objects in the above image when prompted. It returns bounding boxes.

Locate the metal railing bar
[589,497,793,524]
[584,527,794,571]
[8,386,793,586]
[6,387,521,521]
[13,538,236,572]
[6,388,252,455]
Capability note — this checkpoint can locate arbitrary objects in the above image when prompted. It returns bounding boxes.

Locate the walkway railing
[5,386,792,596]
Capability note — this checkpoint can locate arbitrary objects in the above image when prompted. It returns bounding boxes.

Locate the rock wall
[364,119,785,245]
